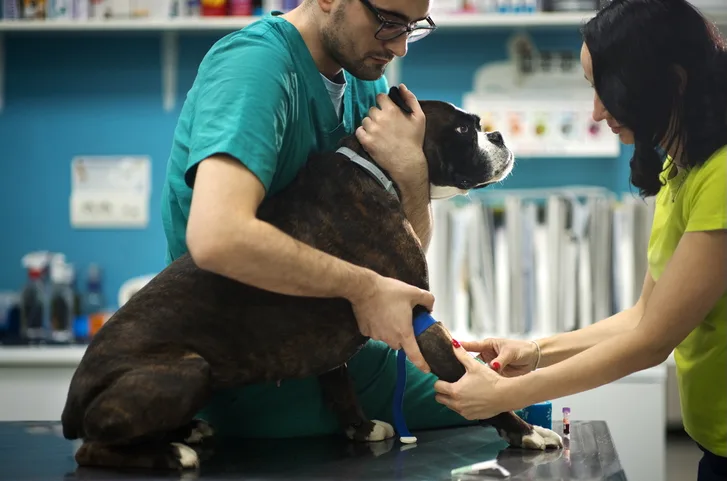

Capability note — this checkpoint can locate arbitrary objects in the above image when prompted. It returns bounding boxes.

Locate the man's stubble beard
[320,8,387,81]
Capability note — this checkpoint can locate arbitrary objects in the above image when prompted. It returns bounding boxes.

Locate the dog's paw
[171,443,200,469]
[368,420,395,441]
[184,420,214,445]
[346,420,395,442]
[520,425,563,450]
[532,425,563,448]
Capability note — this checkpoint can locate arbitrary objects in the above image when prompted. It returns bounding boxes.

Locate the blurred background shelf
[0,12,628,32]
[0,10,725,32]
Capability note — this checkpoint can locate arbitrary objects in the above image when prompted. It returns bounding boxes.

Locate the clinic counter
[0,420,625,480]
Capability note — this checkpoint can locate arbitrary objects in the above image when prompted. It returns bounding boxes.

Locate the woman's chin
[617,130,635,145]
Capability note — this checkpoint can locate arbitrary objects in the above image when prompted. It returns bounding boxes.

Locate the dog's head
[388,86,514,200]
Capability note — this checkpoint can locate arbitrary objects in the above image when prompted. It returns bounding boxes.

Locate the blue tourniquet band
[393,312,439,442]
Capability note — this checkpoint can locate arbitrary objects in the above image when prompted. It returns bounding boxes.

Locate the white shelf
[0,345,87,367]
[1,10,725,32]
[0,16,256,32]
[0,13,599,32]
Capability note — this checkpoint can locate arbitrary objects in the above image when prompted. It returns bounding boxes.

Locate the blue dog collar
[393,311,439,444]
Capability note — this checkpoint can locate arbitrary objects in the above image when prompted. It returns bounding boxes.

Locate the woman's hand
[433,341,514,420]
[461,338,539,377]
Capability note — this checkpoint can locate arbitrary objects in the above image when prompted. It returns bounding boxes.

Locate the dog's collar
[336,147,399,202]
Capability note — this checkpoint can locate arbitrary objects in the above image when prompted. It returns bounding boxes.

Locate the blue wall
[0,27,634,308]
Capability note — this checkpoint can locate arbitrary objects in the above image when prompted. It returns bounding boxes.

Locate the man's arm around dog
[356,85,433,251]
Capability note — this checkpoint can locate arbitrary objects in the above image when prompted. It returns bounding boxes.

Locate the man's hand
[350,273,434,373]
[355,83,428,190]
[355,84,433,249]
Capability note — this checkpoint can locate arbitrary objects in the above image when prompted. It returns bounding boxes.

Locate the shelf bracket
[0,33,5,114]
[161,31,178,112]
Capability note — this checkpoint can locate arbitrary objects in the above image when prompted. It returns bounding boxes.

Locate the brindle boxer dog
[61,87,562,470]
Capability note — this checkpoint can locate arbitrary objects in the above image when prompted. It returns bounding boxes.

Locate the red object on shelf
[228,0,253,15]
[201,0,227,16]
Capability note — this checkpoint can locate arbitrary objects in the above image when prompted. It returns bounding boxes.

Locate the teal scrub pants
[196,340,479,438]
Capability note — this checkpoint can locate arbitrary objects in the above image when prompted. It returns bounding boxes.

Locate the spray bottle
[20,251,51,343]
[49,255,76,344]
[84,263,107,338]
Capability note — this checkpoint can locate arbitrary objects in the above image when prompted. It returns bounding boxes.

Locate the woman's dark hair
[582,0,727,197]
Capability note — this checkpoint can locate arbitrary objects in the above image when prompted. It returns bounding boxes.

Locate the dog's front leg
[416,322,562,450]
[318,364,395,442]
[480,412,562,450]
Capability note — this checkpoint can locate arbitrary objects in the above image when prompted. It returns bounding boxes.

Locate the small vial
[563,407,571,435]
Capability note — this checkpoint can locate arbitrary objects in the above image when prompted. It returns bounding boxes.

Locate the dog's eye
[456,125,469,134]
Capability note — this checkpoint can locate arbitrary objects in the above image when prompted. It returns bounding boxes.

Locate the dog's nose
[487,131,505,147]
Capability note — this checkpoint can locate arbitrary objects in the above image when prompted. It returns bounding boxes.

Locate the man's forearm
[398,153,433,251]
[401,183,433,251]
[535,306,643,368]
[193,217,375,302]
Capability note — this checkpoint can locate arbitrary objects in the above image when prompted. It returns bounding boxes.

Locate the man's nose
[385,35,408,58]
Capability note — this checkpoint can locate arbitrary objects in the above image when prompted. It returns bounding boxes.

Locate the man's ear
[388,86,413,114]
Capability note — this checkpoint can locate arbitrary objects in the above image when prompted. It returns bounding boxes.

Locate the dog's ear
[388,86,413,115]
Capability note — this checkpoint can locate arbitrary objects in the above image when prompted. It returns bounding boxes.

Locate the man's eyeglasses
[359,0,437,43]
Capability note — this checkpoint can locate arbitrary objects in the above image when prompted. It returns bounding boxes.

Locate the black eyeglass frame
[359,0,437,43]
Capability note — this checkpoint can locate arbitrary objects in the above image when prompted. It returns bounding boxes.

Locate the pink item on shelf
[228,0,252,15]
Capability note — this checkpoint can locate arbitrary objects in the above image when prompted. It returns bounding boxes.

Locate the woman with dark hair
[432,1,727,478]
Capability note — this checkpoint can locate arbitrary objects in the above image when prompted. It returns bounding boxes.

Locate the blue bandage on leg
[392,311,438,444]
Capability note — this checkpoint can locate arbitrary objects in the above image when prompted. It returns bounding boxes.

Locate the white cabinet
[550,366,667,481]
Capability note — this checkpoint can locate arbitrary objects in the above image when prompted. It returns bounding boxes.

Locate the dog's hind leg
[74,440,201,470]
[77,354,213,469]
[416,322,562,450]
[318,364,395,443]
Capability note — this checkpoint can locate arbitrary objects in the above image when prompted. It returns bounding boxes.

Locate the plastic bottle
[281,0,299,11]
[20,252,51,343]
[201,0,226,16]
[0,292,20,342]
[49,257,75,344]
[2,0,22,19]
[84,264,107,338]
[228,0,251,15]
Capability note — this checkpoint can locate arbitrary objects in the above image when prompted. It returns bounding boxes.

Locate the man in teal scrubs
[160,0,474,438]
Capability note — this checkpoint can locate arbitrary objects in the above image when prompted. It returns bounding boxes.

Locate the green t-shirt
[160,12,388,264]
[648,145,727,456]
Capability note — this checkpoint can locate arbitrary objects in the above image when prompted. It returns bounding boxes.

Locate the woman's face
[580,43,636,145]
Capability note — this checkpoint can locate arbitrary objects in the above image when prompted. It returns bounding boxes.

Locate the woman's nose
[592,94,607,122]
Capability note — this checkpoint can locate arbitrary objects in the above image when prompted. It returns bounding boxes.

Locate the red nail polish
[492,361,501,371]
[452,339,461,348]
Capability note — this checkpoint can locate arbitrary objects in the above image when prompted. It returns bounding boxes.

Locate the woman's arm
[434,229,726,421]
[509,229,727,408]
[535,269,655,368]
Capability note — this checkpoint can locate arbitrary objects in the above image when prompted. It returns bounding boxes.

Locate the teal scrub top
[160,12,388,264]
[159,13,474,439]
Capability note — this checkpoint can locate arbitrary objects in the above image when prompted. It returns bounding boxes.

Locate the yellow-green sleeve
[685,147,727,233]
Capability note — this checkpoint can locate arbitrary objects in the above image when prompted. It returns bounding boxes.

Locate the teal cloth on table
[517,401,553,429]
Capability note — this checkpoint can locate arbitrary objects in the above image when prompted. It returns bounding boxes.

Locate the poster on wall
[69,155,151,229]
